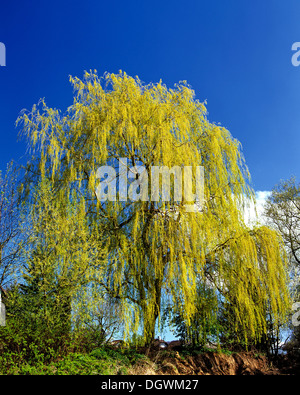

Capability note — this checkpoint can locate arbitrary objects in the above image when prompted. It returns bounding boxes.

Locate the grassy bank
[0,346,150,375]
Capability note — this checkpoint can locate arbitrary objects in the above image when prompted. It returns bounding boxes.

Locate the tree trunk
[143,314,157,346]
[143,280,162,345]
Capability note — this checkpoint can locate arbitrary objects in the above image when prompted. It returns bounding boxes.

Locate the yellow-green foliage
[18,71,291,344]
[22,179,107,333]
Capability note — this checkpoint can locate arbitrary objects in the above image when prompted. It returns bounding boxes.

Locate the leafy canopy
[18,71,291,344]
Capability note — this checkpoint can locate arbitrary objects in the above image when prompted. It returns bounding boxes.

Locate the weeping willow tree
[19,178,107,345]
[18,70,290,345]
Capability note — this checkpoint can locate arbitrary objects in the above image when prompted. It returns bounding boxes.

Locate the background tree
[18,70,291,345]
[73,297,123,351]
[0,161,24,291]
[264,177,300,270]
[264,177,300,348]
[166,280,220,348]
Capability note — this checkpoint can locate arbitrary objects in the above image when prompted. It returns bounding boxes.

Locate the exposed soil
[154,351,277,375]
[132,348,300,375]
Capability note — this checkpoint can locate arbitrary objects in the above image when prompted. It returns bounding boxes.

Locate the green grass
[0,346,147,375]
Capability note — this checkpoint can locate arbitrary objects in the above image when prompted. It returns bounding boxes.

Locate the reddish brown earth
[153,351,277,375]
[132,348,300,375]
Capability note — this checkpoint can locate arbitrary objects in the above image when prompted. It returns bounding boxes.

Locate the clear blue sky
[1,0,300,191]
